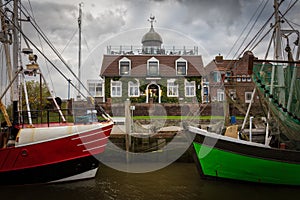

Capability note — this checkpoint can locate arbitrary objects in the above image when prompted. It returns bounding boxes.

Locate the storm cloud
[14,0,300,98]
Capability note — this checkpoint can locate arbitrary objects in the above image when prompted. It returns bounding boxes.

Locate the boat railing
[18,107,100,127]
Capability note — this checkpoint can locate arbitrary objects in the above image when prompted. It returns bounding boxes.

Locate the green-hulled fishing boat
[190,125,300,185]
[190,0,300,185]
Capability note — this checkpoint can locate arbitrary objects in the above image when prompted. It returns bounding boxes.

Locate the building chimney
[215,54,223,63]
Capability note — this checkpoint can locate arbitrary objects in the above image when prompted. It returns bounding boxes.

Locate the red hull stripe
[72,129,112,140]
[82,144,107,152]
[77,136,109,146]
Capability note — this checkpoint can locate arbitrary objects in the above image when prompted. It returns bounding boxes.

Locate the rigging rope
[225,0,263,58]
[12,1,93,100]
[239,9,274,57]
[250,0,299,52]
[227,0,268,58]
[0,9,85,96]
[25,0,56,97]
[0,1,111,118]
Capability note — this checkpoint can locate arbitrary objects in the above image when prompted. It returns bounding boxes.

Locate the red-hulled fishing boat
[0,0,113,185]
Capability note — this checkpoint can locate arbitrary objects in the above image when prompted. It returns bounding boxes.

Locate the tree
[21,80,51,111]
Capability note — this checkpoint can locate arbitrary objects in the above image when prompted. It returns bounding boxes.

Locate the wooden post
[224,100,230,127]
[125,99,131,152]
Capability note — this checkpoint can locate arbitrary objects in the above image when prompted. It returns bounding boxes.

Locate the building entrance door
[146,83,161,103]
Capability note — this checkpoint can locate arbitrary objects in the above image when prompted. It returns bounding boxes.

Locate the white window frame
[236,75,241,82]
[217,89,225,102]
[176,58,188,76]
[119,57,131,76]
[111,80,122,97]
[242,75,247,82]
[247,75,252,82]
[87,80,104,97]
[202,83,210,103]
[185,80,196,97]
[167,79,179,97]
[128,81,140,97]
[245,91,253,103]
[147,57,159,76]
[203,86,209,95]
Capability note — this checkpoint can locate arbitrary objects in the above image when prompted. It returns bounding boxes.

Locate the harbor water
[1,162,299,200]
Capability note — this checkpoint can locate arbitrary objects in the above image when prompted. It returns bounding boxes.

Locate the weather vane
[148,14,156,28]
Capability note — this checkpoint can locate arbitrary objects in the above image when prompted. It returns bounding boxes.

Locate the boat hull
[0,121,113,185]
[0,155,99,185]
[190,126,300,185]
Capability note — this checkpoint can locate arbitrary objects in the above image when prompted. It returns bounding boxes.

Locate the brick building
[202,51,261,116]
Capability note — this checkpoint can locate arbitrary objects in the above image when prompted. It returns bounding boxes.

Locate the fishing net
[253,62,300,143]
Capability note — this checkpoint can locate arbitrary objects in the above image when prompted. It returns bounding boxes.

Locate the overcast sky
[15,0,300,99]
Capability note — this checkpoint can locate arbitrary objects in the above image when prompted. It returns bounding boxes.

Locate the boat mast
[12,0,20,124]
[274,0,282,61]
[272,0,285,105]
[265,0,283,145]
[77,3,83,100]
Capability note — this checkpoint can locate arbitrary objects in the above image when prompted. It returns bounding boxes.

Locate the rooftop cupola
[142,15,163,54]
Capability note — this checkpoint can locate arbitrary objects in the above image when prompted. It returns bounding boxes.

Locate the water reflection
[0,163,299,200]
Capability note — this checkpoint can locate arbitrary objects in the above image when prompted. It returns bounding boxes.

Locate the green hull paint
[193,142,300,185]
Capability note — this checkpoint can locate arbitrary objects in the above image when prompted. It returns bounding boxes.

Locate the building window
[176,58,187,76]
[236,75,241,82]
[212,71,221,82]
[247,75,252,82]
[111,81,122,97]
[229,89,236,101]
[202,83,209,103]
[217,89,225,101]
[203,86,209,95]
[167,79,178,97]
[185,80,195,97]
[224,71,231,83]
[147,57,159,76]
[88,80,104,97]
[128,81,140,97]
[245,92,253,103]
[242,75,247,82]
[119,57,131,76]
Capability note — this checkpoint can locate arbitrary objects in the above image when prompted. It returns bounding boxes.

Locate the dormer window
[176,58,187,76]
[119,57,131,76]
[147,57,159,76]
